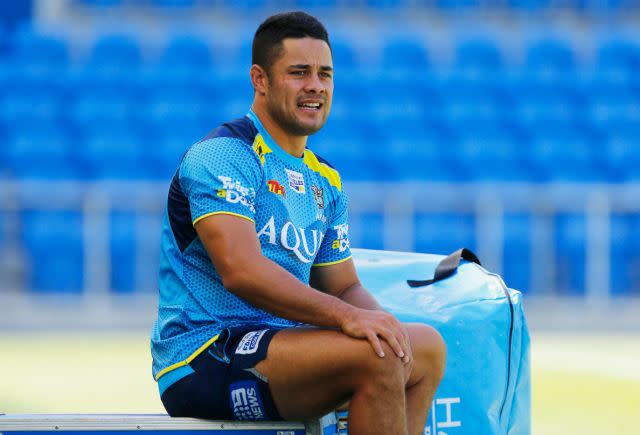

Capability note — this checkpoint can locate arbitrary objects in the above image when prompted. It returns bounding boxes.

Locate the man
[151,11,446,435]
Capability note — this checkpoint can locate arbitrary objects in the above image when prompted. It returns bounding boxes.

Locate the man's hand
[340,306,412,365]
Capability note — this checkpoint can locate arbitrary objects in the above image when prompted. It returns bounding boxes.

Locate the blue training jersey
[151,109,352,380]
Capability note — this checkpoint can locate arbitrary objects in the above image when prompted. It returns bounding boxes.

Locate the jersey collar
[247,109,305,167]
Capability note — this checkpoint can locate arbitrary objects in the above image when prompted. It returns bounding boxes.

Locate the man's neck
[252,105,307,158]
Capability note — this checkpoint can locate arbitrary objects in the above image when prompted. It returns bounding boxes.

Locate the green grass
[1,332,639,434]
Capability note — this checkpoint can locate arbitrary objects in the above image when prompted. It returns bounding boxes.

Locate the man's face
[264,37,333,136]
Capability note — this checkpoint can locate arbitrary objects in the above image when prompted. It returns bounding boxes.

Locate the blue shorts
[160,325,285,421]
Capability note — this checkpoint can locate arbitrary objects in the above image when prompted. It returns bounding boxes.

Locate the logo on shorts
[285,169,305,194]
[236,329,268,355]
[230,380,266,420]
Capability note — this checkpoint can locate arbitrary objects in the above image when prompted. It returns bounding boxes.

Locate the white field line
[532,334,640,381]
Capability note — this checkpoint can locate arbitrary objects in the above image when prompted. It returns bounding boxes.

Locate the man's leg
[254,324,445,435]
[403,323,447,435]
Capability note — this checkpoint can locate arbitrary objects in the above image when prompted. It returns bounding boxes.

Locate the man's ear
[250,64,268,96]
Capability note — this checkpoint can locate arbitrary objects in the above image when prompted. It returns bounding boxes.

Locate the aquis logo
[267,179,286,197]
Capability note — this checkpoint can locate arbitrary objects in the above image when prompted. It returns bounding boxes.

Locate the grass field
[1,332,639,434]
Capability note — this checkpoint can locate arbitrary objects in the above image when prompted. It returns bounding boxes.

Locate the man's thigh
[255,327,391,420]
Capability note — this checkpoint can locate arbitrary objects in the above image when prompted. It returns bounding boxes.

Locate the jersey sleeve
[179,138,263,225]
[313,188,352,266]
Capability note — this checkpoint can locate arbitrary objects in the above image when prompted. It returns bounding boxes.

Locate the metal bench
[0,414,338,435]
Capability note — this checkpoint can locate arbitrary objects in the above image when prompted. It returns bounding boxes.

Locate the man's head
[251,12,333,138]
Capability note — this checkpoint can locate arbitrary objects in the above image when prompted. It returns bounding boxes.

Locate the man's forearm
[339,283,382,311]
[223,254,354,328]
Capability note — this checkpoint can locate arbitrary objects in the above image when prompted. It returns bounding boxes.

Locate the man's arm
[196,214,409,360]
[310,258,411,364]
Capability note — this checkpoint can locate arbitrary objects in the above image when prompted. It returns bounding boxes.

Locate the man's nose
[304,73,326,94]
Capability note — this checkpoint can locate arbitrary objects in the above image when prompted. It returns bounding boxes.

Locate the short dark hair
[252,11,331,75]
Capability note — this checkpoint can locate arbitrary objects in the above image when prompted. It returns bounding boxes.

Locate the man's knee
[358,340,407,391]
[407,323,447,382]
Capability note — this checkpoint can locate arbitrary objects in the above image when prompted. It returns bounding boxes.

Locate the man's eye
[291,70,306,76]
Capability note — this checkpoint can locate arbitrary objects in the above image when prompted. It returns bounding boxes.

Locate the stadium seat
[526,127,605,182]
[596,39,640,78]
[0,80,63,128]
[370,79,435,122]
[79,126,148,179]
[609,214,639,296]
[603,127,640,182]
[5,125,83,179]
[507,0,551,9]
[441,79,503,125]
[161,34,212,71]
[380,38,429,75]
[88,34,141,76]
[152,0,197,7]
[554,213,586,296]
[21,210,84,293]
[415,213,476,256]
[292,0,339,8]
[525,39,575,77]
[454,39,503,76]
[330,40,358,71]
[436,0,483,8]
[349,212,385,250]
[587,79,640,129]
[512,77,586,128]
[502,214,532,294]
[384,120,460,182]
[454,124,529,182]
[10,29,68,78]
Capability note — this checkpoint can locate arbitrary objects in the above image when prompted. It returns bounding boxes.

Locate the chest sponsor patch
[285,169,305,194]
[235,329,268,355]
[267,179,286,197]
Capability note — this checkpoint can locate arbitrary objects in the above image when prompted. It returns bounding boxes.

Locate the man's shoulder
[303,149,343,193]
[201,116,259,146]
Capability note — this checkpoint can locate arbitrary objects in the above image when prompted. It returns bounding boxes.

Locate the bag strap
[407,248,481,288]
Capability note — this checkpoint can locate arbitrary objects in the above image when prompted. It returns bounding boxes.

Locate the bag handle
[407,248,481,288]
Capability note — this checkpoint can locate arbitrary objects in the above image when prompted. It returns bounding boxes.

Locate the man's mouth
[297,100,323,112]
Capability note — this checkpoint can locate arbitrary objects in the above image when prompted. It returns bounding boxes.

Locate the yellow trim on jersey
[252,134,272,165]
[155,333,221,381]
[312,255,352,267]
[193,211,255,226]
[303,150,342,191]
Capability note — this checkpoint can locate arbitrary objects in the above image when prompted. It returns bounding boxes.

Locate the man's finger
[367,332,385,358]
[379,328,405,359]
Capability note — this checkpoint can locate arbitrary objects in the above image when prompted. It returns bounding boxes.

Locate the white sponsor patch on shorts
[235,329,268,355]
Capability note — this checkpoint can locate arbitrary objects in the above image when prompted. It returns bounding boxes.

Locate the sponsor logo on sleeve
[331,223,350,252]
[216,175,256,212]
[267,179,286,197]
[229,380,266,420]
[285,169,305,194]
[235,329,268,355]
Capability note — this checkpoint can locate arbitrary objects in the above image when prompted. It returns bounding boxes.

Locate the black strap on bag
[407,248,481,288]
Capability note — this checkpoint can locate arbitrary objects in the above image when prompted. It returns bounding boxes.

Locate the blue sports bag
[351,248,531,435]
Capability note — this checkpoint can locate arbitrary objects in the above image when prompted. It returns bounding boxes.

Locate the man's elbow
[215,255,256,293]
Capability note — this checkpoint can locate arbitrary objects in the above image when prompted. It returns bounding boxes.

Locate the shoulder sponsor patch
[235,329,268,355]
[285,169,305,194]
[267,179,286,197]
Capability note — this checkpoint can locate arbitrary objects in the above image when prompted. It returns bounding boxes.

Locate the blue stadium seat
[604,127,640,182]
[384,121,460,181]
[292,0,339,8]
[88,34,141,76]
[415,213,476,256]
[370,80,436,122]
[161,34,212,71]
[68,92,135,132]
[525,39,575,77]
[609,214,640,296]
[110,212,136,293]
[526,127,605,182]
[380,38,429,75]
[502,214,532,294]
[442,79,503,125]
[79,127,148,179]
[152,0,196,7]
[596,39,640,78]
[436,0,483,8]
[79,0,124,6]
[512,78,586,127]
[330,40,358,71]
[555,214,586,296]
[10,29,68,78]
[21,211,84,293]
[587,79,640,129]
[454,124,529,181]
[349,212,384,250]
[0,80,62,127]
[5,125,83,179]
[507,0,551,9]
[454,39,503,76]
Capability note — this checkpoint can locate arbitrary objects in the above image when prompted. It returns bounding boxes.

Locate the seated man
[151,11,446,435]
